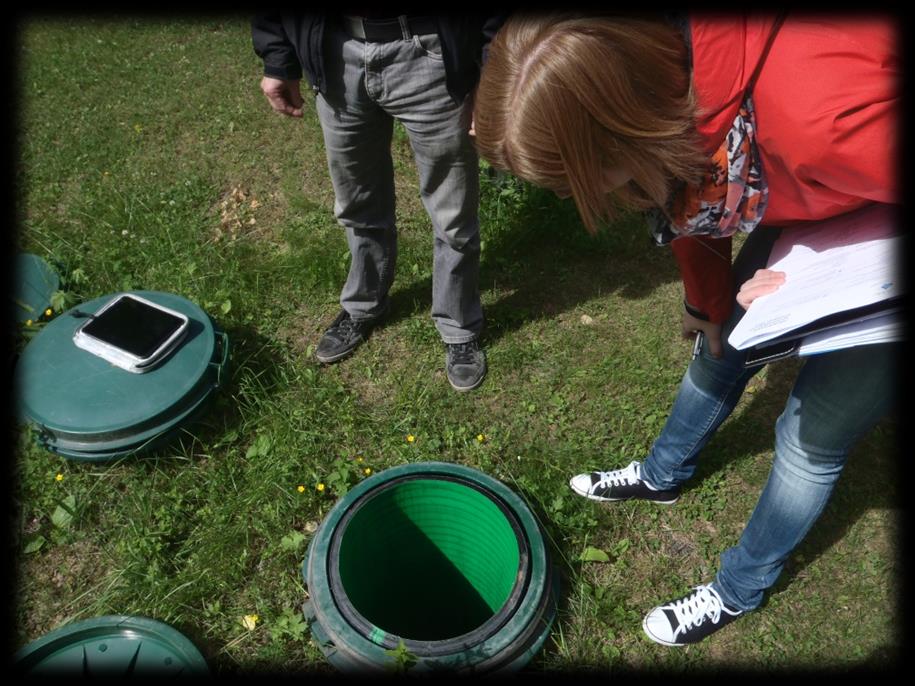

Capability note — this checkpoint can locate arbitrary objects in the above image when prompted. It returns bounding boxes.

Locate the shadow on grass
[379,181,682,345]
[687,358,801,483]
[146,323,295,456]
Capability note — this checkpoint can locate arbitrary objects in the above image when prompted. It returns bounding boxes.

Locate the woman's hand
[737,269,786,310]
[681,312,723,359]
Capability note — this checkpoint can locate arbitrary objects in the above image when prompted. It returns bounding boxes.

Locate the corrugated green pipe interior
[303,462,557,675]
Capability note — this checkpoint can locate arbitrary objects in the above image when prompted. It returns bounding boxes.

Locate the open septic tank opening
[304,462,556,674]
[333,476,525,642]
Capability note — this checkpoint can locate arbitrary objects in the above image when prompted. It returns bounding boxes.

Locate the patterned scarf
[648,93,768,245]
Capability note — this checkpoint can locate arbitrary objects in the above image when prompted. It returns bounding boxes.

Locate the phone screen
[81,296,186,360]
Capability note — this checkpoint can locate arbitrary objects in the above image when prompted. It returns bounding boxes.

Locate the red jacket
[671,13,900,323]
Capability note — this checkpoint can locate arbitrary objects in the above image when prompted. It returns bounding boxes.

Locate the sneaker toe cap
[315,337,340,355]
[568,473,593,496]
[446,357,486,390]
[642,608,677,645]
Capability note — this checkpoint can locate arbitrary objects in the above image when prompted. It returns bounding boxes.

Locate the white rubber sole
[568,477,679,505]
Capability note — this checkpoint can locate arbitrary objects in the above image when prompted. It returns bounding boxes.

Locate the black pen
[692,331,704,360]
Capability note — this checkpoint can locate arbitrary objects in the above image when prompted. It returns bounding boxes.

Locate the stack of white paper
[728,203,902,355]
[797,312,903,356]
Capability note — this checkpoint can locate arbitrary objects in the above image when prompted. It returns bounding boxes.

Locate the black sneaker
[642,583,744,646]
[445,340,487,391]
[568,460,680,504]
[315,309,383,364]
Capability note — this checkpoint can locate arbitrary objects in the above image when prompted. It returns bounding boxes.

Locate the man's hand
[737,269,786,310]
[260,76,304,118]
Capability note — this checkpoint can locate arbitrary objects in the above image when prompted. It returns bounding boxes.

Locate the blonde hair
[473,13,705,233]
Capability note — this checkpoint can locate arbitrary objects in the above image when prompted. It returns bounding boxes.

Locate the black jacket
[252,13,507,104]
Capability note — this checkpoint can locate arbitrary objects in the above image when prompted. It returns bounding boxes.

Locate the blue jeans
[314,20,483,343]
[640,230,898,611]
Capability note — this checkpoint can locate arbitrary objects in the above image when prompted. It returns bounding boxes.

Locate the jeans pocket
[412,32,443,61]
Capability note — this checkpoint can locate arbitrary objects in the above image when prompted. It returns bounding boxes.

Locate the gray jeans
[314,20,483,343]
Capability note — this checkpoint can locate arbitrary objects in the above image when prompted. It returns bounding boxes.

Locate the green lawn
[12,17,901,675]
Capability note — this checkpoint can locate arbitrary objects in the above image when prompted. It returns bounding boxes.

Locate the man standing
[253,14,505,391]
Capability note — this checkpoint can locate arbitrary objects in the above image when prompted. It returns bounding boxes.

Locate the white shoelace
[667,585,726,638]
[593,461,641,489]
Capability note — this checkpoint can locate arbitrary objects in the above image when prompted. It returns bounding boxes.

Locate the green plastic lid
[46,378,218,460]
[13,253,59,323]
[14,291,224,456]
[13,615,209,677]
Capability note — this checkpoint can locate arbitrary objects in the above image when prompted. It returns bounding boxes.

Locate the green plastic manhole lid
[13,615,210,677]
[13,253,59,323]
[14,291,221,454]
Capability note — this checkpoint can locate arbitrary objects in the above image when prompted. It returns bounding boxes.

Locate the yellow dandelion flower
[476,434,486,442]
[355,456,364,463]
[363,467,372,476]
[406,434,415,443]
[45,308,53,317]
[297,485,305,493]
[55,473,64,482]
[241,614,259,631]
[26,319,33,326]
[316,483,326,492]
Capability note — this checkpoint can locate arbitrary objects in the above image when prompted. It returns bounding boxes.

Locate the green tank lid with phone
[13,290,229,461]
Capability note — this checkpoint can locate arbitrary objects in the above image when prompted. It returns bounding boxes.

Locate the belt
[341,15,438,42]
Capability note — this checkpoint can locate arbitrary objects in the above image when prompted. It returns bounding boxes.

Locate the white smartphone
[72,293,190,373]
